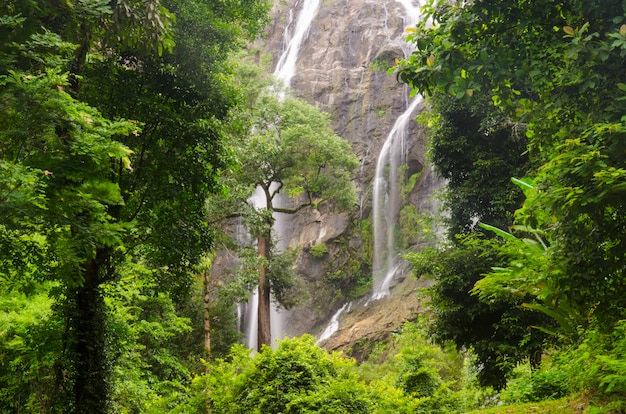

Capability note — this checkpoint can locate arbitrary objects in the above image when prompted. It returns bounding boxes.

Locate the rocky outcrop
[252,0,440,350]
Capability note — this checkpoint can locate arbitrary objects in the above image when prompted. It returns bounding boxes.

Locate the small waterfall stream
[316,302,351,344]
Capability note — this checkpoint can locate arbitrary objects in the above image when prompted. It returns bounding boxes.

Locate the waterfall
[242,291,259,349]
[316,302,351,344]
[371,96,423,300]
[370,0,426,300]
[273,0,322,88]
[239,186,286,349]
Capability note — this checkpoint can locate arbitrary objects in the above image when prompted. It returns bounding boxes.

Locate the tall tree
[211,70,359,350]
[0,0,270,410]
[426,93,529,238]
[397,0,626,329]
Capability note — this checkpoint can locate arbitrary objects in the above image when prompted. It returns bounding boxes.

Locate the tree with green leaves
[397,0,626,331]
[425,92,529,238]
[407,235,549,390]
[0,0,270,410]
[210,63,359,350]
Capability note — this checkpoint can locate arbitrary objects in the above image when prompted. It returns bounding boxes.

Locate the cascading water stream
[371,96,423,300]
[370,0,426,300]
[316,302,351,344]
[273,0,322,88]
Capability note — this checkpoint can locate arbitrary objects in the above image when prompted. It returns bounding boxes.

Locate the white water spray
[316,302,351,344]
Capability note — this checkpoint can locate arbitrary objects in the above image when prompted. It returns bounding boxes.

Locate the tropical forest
[2,0,626,412]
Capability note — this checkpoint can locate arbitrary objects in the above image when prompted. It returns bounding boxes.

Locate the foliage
[0,0,271,408]
[406,235,549,390]
[0,287,63,413]
[358,322,500,413]
[233,89,360,213]
[424,92,529,238]
[557,320,626,409]
[174,335,418,413]
[310,242,328,258]
[104,263,194,413]
[396,0,626,330]
[172,331,504,414]
[500,362,570,404]
[472,180,584,339]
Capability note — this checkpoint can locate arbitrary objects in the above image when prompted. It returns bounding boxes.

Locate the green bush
[500,363,569,404]
[0,290,63,413]
[557,320,626,410]
[173,335,425,413]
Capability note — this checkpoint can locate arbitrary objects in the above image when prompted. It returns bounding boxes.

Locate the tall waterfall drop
[273,0,322,88]
[371,96,423,300]
[371,0,426,300]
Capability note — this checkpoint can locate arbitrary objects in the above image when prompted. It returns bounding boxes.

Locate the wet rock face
[255,0,433,341]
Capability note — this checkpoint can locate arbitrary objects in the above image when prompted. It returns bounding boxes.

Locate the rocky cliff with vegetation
[252,0,439,351]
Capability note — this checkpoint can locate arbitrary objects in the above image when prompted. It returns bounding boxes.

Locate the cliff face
[253,0,438,352]
[263,0,427,182]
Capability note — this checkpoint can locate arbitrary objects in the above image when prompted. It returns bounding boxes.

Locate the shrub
[310,242,328,258]
[501,363,569,404]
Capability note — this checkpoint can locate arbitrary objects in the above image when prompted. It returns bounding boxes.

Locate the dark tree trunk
[69,256,110,413]
[257,232,272,351]
[203,268,212,364]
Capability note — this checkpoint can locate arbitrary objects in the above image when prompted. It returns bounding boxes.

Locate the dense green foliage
[408,236,549,390]
[167,325,500,414]
[0,0,269,410]
[424,93,529,238]
[398,0,626,406]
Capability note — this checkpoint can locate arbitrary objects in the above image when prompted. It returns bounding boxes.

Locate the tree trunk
[70,256,110,413]
[257,232,272,351]
[203,268,211,364]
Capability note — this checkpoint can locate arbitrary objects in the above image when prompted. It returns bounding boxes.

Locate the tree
[242,93,358,349]
[425,92,529,238]
[0,0,270,409]
[396,0,626,329]
[210,64,359,350]
[401,80,543,388]
[407,236,549,390]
